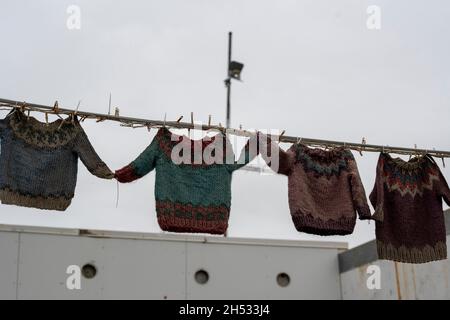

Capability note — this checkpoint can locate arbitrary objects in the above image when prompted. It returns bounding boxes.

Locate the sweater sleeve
[73,127,114,180]
[438,170,450,206]
[369,155,384,222]
[115,135,160,183]
[259,134,296,176]
[347,152,372,220]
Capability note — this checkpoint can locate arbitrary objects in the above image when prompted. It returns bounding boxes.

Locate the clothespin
[20,101,26,113]
[45,113,49,126]
[442,156,446,168]
[278,130,286,145]
[58,118,66,130]
[176,116,183,123]
[75,100,81,116]
[163,113,167,127]
[114,107,120,117]
[297,137,303,145]
[189,112,194,138]
[146,124,152,133]
[208,115,212,127]
[359,137,366,156]
[27,110,31,120]
[53,101,59,113]
[108,93,112,115]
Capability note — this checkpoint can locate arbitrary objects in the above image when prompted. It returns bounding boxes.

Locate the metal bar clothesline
[0,97,449,159]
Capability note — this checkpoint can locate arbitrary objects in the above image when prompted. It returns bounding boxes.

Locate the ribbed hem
[156,200,230,235]
[292,213,356,236]
[0,189,71,211]
[157,215,228,235]
[377,240,447,264]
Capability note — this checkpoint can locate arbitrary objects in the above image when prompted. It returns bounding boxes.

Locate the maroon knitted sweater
[370,153,450,264]
[264,141,372,235]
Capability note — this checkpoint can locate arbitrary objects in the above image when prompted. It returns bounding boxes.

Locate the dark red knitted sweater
[264,141,372,236]
[370,153,450,264]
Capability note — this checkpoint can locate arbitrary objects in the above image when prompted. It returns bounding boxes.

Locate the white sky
[0,0,449,248]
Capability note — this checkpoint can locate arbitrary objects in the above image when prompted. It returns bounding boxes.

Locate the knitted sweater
[370,153,450,264]
[115,127,258,235]
[0,110,114,211]
[263,141,371,235]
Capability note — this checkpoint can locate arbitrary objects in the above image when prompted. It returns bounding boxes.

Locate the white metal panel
[17,233,186,300]
[0,223,347,250]
[340,261,398,300]
[186,243,342,300]
[0,231,19,299]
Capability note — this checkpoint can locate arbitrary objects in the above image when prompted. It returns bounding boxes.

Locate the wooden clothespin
[108,93,112,115]
[359,137,366,156]
[45,113,49,126]
[58,118,67,130]
[442,156,446,168]
[188,112,194,137]
[208,115,212,127]
[53,101,59,113]
[278,130,286,145]
[114,107,120,117]
[75,100,81,116]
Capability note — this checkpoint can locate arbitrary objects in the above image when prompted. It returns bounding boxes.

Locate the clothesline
[1,97,449,158]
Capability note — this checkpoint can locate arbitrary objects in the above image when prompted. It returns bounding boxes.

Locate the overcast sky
[0,0,449,248]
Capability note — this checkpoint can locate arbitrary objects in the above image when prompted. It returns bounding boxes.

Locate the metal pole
[226,32,232,128]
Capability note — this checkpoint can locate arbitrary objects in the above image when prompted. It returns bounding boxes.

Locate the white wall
[0,226,345,300]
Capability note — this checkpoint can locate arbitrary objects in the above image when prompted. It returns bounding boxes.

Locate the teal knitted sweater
[115,127,258,234]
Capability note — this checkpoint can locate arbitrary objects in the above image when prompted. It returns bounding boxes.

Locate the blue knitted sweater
[0,110,114,211]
